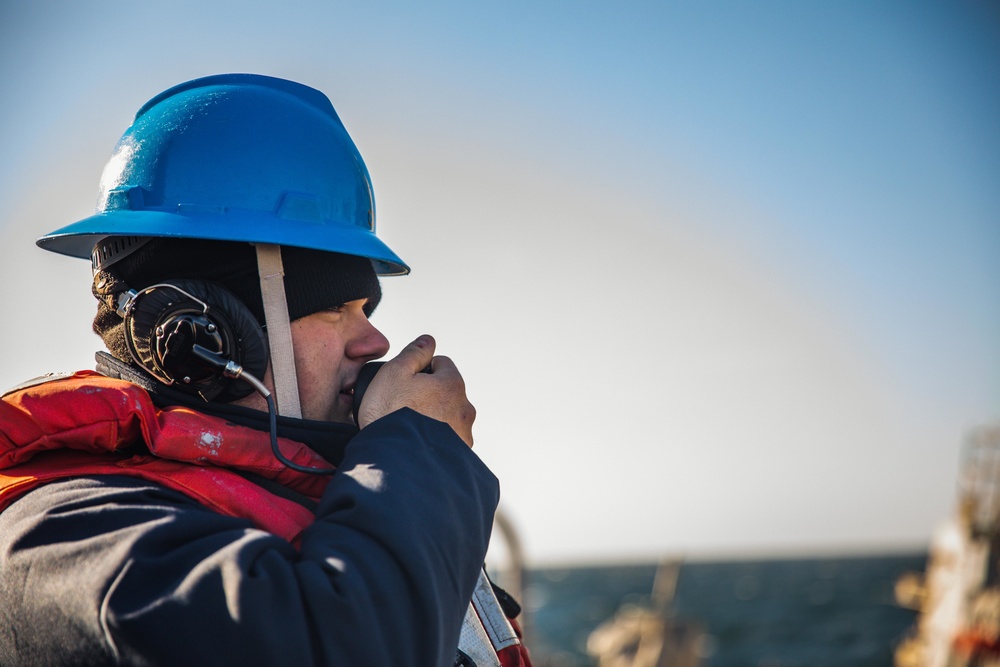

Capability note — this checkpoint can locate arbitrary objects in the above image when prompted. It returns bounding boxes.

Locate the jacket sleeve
[0,408,499,667]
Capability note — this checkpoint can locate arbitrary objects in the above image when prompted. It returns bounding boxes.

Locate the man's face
[289,298,390,423]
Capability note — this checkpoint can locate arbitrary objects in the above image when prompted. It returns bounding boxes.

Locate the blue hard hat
[37,74,409,275]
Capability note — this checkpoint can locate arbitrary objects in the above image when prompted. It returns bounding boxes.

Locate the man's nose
[346,317,391,360]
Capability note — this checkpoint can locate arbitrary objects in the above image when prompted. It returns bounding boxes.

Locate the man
[0,74,529,666]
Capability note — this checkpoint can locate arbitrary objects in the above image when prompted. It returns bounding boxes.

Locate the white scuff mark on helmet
[96,138,139,209]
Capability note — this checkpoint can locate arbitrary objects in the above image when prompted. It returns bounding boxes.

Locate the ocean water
[519,552,925,667]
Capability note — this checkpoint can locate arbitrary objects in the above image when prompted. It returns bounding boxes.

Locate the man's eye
[325,305,344,314]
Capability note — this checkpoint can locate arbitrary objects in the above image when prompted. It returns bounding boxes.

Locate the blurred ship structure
[585,558,705,667]
[896,424,1000,667]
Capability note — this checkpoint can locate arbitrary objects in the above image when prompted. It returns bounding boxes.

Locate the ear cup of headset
[124,279,269,402]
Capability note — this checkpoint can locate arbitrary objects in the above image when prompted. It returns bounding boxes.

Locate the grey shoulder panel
[3,372,76,398]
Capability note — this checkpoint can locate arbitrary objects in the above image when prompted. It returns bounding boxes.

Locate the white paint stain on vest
[198,431,222,457]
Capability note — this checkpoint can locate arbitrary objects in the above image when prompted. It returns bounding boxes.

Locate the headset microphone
[351,361,386,426]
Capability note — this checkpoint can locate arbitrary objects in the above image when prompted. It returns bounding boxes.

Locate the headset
[117,279,336,475]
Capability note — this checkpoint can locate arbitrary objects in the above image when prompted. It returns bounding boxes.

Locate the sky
[1,1,998,565]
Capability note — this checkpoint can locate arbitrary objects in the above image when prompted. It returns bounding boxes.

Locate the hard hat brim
[37,210,410,277]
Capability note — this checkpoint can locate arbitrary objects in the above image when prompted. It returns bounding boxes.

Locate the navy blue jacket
[0,406,499,666]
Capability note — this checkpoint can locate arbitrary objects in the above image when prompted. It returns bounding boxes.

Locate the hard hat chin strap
[255,244,302,419]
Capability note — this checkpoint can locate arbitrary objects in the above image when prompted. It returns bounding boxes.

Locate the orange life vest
[0,371,331,542]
